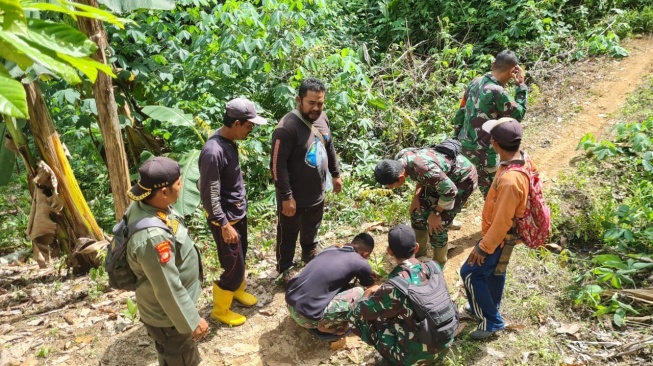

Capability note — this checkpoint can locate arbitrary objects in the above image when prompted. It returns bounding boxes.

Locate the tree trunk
[24,82,104,272]
[76,0,131,221]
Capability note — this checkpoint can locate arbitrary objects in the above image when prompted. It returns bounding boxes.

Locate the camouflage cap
[226,98,267,125]
[128,157,181,201]
[482,117,523,146]
[388,224,417,259]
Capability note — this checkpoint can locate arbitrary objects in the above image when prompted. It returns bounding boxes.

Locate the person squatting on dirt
[351,224,454,366]
[460,117,538,339]
[285,233,376,337]
[452,49,528,197]
[198,98,267,326]
[270,77,343,282]
[374,140,478,268]
[125,157,208,366]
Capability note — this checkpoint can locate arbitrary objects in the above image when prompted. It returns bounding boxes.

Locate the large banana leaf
[142,105,205,144]
[0,123,17,186]
[97,0,175,14]
[0,69,28,118]
[25,18,98,57]
[142,105,194,128]
[172,149,201,216]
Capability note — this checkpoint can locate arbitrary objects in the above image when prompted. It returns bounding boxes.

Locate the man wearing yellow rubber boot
[199,98,267,325]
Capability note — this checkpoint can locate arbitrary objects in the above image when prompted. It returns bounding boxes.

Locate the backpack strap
[388,261,436,295]
[292,109,326,146]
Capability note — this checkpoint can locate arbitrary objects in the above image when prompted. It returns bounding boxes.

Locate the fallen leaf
[258,308,276,316]
[64,341,72,350]
[63,312,76,325]
[521,351,532,364]
[79,308,91,317]
[74,335,94,344]
[330,338,347,351]
[26,318,44,326]
[505,324,527,332]
[556,323,580,335]
[486,347,505,358]
[346,348,359,363]
[537,312,547,325]
[0,323,14,335]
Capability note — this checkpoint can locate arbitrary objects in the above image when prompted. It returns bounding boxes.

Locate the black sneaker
[301,248,318,263]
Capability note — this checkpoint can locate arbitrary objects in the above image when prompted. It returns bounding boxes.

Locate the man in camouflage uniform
[125,157,208,366]
[285,233,376,337]
[374,139,477,267]
[351,224,453,365]
[453,49,527,197]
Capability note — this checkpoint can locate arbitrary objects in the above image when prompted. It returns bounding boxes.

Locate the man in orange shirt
[460,117,536,339]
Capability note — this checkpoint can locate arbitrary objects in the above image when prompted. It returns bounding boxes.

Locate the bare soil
[2,36,653,366]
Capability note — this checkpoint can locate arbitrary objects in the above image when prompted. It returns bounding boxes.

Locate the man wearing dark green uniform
[126,157,208,366]
[351,224,454,365]
[453,49,527,197]
[374,140,477,267]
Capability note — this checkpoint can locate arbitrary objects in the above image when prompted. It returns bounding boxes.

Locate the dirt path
[2,36,653,366]
[442,35,653,287]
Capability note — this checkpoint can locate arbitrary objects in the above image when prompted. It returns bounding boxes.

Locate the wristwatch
[433,210,441,216]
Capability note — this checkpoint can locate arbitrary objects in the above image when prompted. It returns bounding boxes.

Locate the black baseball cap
[388,224,417,259]
[128,157,181,201]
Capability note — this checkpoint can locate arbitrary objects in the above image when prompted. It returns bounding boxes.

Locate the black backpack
[388,260,459,345]
[105,216,171,291]
[432,138,462,160]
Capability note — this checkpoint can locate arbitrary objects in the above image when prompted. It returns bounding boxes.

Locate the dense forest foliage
[2,0,653,333]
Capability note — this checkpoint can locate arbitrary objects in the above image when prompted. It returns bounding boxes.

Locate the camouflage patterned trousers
[288,287,363,333]
[353,321,450,365]
[410,179,476,256]
[461,146,498,198]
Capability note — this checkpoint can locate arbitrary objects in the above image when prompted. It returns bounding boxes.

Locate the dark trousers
[275,200,324,273]
[460,246,506,332]
[208,216,248,292]
[143,322,201,366]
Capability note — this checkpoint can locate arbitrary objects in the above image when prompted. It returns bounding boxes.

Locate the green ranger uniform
[396,148,477,265]
[452,72,527,196]
[126,201,202,365]
[351,259,450,365]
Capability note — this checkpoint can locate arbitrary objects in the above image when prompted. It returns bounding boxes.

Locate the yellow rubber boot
[211,283,246,326]
[233,281,258,307]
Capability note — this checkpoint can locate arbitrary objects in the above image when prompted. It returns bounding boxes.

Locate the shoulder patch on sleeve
[154,240,172,264]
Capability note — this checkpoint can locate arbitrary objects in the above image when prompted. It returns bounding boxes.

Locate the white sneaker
[449,219,462,230]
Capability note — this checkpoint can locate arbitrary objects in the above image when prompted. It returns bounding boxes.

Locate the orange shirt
[479,155,536,254]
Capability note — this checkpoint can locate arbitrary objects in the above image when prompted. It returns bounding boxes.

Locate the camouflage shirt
[396,148,477,210]
[352,259,446,365]
[453,73,528,153]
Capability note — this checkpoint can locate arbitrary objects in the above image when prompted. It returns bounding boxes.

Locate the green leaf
[0,71,28,118]
[0,37,34,69]
[613,308,625,327]
[0,123,17,186]
[172,149,201,216]
[0,30,81,84]
[57,53,116,82]
[25,18,97,58]
[142,105,194,129]
[23,1,128,28]
[97,0,175,14]
[1,0,26,29]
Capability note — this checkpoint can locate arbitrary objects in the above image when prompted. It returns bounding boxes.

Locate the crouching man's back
[351,224,457,366]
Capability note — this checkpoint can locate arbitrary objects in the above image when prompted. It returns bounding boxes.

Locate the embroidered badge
[154,241,172,264]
